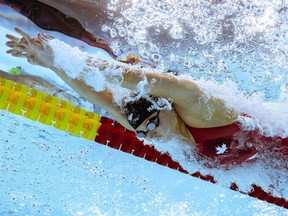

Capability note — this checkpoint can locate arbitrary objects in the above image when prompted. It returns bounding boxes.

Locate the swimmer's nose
[146,130,160,140]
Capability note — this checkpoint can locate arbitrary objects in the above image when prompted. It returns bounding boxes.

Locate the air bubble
[111,40,122,48]
[139,49,150,59]
[109,28,117,38]
[195,35,208,45]
[184,61,194,69]
[146,42,160,53]
[151,53,162,63]
[148,26,161,39]
[265,71,272,78]
[135,29,147,41]
[127,34,137,46]
[162,23,172,30]
[182,31,192,40]
[201,62,208,68]
[280,83,288,92]
[169,25,185,39]
[207,70,219,76]
[109,39,124,56]
[187,46,199,56]
[117,27,127,37]
[101,24,110,32]
[160,46,171,54]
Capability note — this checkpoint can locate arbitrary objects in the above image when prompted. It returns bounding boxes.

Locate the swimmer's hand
[6,27,54,68]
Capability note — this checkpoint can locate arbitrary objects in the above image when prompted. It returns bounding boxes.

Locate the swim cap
[122,96,158,129]
[122,93,173,129]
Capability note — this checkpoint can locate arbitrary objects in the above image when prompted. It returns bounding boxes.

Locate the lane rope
[0,77,101,140]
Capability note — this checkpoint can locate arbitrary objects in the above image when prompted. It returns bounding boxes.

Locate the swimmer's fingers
[14,27,31,42]
[6,49,26,58]
[27,57,37,65]
[5,34,19,42]
[17,53,28,58]
[6,41,17,47]
[12,45,26,52]
[19,37,28,45]
[6,41,26,51]
[37,32,54,49]
[6,34,28,48]
[37,32,54,42]
[7,49,33,64]
[6,49,17,55]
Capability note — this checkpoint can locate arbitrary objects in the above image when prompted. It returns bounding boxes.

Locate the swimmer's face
[135,109,177,140]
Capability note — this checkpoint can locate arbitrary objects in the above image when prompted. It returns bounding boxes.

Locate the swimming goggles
[136,111,160,138]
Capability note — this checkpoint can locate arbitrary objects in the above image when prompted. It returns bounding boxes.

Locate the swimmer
[6,28,263,165]
[5,28,238,135]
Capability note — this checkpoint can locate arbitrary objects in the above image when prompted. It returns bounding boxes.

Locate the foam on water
[194,79,288,138]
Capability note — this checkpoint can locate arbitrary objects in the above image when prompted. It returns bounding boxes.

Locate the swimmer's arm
[49,65,134,131]
[5,28,133,131]
[171,79,239,128]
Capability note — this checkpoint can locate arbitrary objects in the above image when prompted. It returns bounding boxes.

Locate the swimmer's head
[122,94,172,129]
